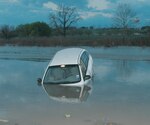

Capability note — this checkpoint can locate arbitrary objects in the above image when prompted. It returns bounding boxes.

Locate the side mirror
[37,78,42,86]
[84,75,91,80]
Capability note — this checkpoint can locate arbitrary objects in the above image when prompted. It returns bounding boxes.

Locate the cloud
[144,18,150,24]
[117,0,150,5]
[145,18,150,21]
[79,11,113,19]
[30,9,41,13]
[100,12,113,18]
[129,0,149,2]
[80,11,98,19]
[43,1,58,11]
[138,0,146,2]
[0,0,19,3]
[87,0,111,10]
[137,0,150,4]
[9,0,19,3]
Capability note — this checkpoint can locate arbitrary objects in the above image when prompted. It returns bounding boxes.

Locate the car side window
[80,60,86,77]
[80,51,89,78]
[81,52,89,69]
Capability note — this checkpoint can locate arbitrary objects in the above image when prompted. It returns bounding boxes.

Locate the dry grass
[0,35,150,47]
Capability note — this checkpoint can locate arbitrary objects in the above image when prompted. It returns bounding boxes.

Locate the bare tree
[49,5,81,37]
[112,3,139,44]
[113,3,137,29]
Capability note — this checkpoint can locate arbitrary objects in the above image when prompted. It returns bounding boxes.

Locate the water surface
[0,46,150,125]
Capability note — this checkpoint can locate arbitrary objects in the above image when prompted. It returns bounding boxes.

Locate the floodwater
[0,46,150,125]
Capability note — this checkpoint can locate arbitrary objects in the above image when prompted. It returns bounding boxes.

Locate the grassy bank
[0,35,150,47]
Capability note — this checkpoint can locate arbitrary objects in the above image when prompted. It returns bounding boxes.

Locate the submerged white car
[38,48,93,96]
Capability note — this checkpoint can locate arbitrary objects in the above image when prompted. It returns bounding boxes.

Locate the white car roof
[49,48,84,66]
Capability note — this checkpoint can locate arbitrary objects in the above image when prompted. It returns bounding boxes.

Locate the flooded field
[0,46,150,125]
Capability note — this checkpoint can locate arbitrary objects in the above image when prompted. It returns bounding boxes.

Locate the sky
[0,0,150,27]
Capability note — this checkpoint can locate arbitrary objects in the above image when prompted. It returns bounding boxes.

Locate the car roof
[49,48,85,66]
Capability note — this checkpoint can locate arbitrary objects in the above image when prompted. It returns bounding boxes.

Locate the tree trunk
[63,28,66,37]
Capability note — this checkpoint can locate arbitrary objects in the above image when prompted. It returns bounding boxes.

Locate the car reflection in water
[42,81,92,103]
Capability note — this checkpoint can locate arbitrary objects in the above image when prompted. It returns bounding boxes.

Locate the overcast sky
[0,0,150,27]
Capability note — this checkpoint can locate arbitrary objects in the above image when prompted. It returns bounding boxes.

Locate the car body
[39,48,93,100]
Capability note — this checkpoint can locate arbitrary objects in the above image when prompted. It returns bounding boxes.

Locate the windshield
[43,65,81,84]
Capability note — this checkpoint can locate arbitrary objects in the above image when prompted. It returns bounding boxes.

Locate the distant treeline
[0,21,150,47]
